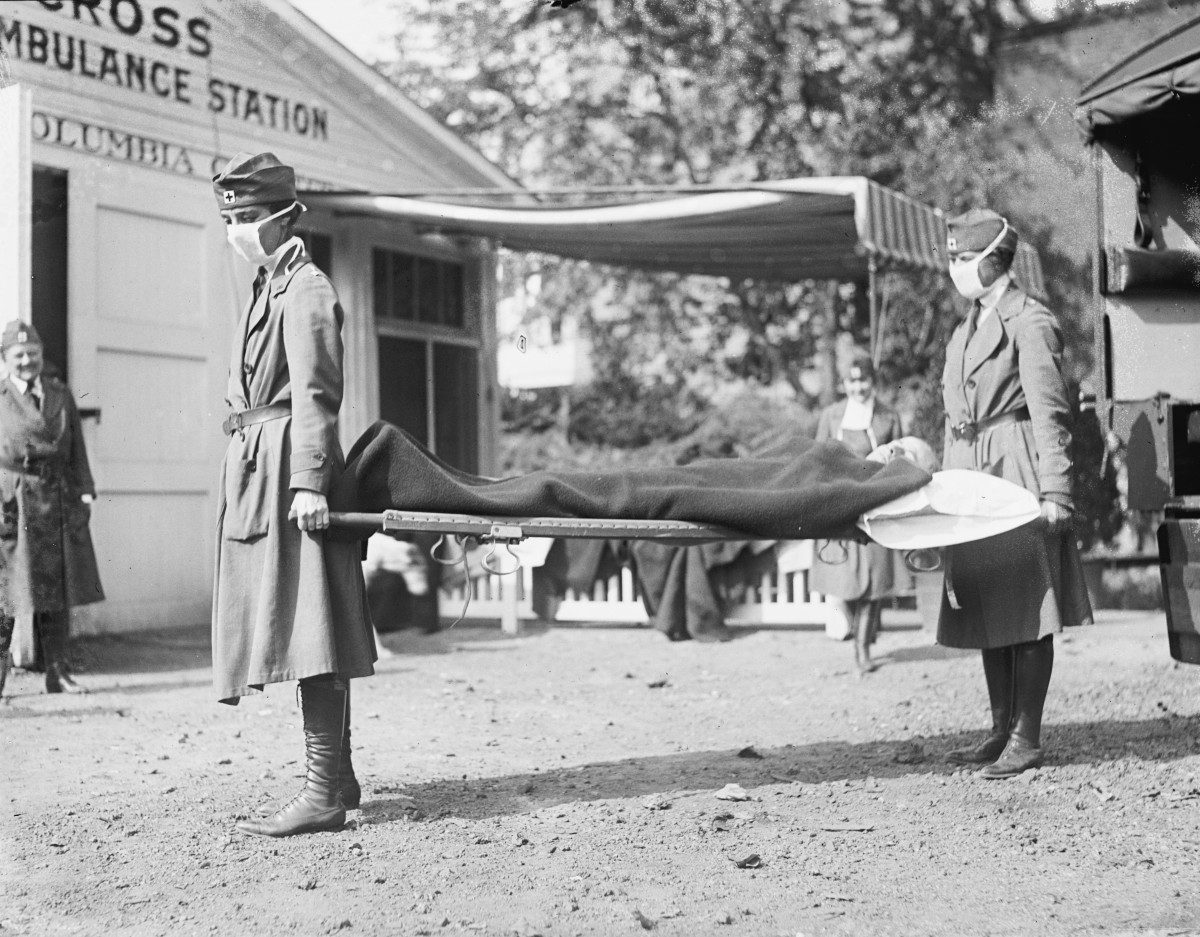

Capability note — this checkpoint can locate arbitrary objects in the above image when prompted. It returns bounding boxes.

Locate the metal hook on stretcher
[480,523,525,576]
[481,540,522,576]
[431,534,466,566]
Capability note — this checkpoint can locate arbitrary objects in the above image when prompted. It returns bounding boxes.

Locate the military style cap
[946,208,1019,255]
[212,152,297,210]
[0,319,42,352]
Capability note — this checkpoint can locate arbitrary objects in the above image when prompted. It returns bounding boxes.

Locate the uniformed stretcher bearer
[0,321,105,698]
[938,209,1092,779]
[211,152,375,837]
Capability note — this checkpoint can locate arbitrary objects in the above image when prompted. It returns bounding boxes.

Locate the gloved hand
[1039,500,1072,535]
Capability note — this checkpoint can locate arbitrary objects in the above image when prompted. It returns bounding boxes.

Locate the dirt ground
[3,608,1199,937]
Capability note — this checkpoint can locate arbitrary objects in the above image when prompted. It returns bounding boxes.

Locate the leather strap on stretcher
[221,403,291,436]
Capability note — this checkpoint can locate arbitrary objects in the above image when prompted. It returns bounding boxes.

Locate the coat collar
[245,240,311,335]
[0,374,64,423]
[961,282,1026,379]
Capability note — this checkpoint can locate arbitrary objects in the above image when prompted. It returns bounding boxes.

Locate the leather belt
[950,406,1030,444]
[0,457,63,479]
[222,403,291,436]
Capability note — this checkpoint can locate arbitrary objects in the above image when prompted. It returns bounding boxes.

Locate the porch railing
[438,541,854,633]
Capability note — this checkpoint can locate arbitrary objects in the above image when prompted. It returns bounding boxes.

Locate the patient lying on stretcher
[328,422,1037,550]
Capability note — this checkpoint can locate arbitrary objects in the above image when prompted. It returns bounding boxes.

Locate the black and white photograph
[1,0,1199,933]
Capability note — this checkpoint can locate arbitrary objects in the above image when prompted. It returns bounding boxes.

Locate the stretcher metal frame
[332,510,764,629]
[330,510,752,544]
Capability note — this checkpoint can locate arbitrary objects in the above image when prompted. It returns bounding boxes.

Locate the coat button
[243,363,254,376]
[966,379,976,389]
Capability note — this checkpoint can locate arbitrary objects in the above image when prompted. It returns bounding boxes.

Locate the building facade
[1,0,517,635]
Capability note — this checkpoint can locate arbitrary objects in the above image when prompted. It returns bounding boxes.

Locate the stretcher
[330,509,754,576]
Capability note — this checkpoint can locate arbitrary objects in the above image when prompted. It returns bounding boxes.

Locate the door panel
[69,168,225,634]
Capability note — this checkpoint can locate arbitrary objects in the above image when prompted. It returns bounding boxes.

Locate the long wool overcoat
[938,282,1092,649]
[0,376,105,629]
[212,241,374,704]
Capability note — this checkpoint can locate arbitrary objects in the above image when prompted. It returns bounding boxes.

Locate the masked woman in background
[809,352,905,675]
[0,321,104,697]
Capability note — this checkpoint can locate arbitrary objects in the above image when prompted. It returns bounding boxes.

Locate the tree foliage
[383,0,1102,483]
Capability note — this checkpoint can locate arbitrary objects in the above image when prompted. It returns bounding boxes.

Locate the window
[373,248,465,327]
[297,229,333,278]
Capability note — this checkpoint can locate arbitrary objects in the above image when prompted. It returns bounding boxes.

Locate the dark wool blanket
[328,422,931,541]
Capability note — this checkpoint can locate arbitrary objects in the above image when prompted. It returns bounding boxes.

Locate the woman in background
[809,352,904,675]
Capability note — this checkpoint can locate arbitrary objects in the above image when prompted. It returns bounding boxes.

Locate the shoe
[238,680,348,837]
[45,663,87,695]
[978,738,1044,779]
[944,733,1010,765]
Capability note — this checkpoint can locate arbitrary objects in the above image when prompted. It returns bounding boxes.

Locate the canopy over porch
[303,176,1046,298]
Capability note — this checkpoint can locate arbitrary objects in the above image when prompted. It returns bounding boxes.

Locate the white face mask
[225,202,297,266]
[948,222,1009,300]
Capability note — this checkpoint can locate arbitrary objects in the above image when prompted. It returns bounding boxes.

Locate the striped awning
[304,176,1045,296]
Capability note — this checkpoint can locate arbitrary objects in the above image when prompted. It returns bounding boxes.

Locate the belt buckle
[954,421,977,443]
[224,412,244,436]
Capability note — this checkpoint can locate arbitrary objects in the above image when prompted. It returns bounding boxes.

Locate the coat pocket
[222,429,272,541]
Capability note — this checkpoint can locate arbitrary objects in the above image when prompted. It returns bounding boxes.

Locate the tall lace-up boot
[338,682,361,810]
[237,676,348,837]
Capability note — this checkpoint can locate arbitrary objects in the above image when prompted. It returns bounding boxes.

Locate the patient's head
[867,436,938,474]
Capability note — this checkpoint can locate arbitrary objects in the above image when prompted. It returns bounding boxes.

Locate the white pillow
[858,470,1040,549]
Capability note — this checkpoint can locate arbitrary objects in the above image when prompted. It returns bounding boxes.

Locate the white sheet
[857,470,1041,549]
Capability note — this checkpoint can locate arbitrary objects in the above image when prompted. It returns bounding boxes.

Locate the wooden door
[68,167,229,634]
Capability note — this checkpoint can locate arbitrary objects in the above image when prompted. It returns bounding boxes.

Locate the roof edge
[260,0,522,191]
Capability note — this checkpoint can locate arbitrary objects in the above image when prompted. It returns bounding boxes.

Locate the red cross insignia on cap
[222,189,236,204]
[947,236,958,251]
[17,329,29,342]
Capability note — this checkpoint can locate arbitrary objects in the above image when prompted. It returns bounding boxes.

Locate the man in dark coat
[0,321,104,697]
[211,152,374,836]
[938,209,1092,779]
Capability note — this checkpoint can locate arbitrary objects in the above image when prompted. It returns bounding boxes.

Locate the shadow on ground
[359,714,1200,826]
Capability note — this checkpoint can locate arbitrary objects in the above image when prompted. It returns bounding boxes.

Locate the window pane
[442,262,464,328]
[372,249,390,320]
[433,343,479,472]
[391,253,415,321]
[377,336,428,445]
[298,230,333,278]
[415,257,441,323]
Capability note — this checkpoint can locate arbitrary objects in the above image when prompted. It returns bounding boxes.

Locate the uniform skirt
[936,521,1092,649]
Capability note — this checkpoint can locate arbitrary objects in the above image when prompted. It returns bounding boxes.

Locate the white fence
[438,541,854,634]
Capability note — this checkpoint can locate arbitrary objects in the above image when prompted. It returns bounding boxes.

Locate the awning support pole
[867,256,879,365]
